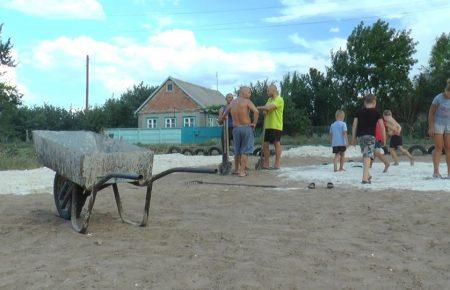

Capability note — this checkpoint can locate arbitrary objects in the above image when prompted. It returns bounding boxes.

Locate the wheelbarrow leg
[141,182,153,227]
[71,188,98,234]
[112,182,153,227]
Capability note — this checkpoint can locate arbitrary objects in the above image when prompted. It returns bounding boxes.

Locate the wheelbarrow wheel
[53,174,86,220]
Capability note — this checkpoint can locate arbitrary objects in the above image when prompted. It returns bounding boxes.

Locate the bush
[283,99,311,136]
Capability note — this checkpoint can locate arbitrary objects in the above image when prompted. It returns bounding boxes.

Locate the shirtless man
[229,86,259,177]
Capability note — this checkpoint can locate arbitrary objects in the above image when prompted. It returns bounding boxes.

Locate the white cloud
[29,30,329,97]
[329,27,339,33]
[0,0,105,19]
[268,0,450,67]
[289,33,346,55]
[402,9,450,71]
[265,0,449,23]
[0,50,35,102]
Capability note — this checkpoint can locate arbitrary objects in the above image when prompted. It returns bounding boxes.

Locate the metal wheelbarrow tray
[33,130,216,234]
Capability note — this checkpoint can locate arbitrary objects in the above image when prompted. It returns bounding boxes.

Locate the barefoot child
[352,94,386,184]
[330,110,348,171]
[383,110,414,166]
[370,121,390,173]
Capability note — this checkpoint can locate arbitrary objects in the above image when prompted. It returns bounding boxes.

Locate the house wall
[136,79,221,128]
[139,80,198,113]
[138,110,218,129]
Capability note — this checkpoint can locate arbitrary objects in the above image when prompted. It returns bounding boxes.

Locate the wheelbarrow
[33,130,217,234]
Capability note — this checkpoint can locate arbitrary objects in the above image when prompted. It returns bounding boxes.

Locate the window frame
[146,118,158,129]
[167,82,173,92]
[183,116,196,127]
[207,117,215,127]
[164,117,176,128]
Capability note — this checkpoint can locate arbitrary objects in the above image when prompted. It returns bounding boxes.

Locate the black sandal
[308,182,316,189]
[327,182,334,189]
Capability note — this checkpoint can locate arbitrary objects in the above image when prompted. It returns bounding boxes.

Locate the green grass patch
[0,142,41,170]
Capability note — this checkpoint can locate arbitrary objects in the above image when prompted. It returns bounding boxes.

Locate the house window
[183,117,195,127]
[146,118,157,129]
[207,117,215,127]
[167,82,173,92]
[165,117,176,128]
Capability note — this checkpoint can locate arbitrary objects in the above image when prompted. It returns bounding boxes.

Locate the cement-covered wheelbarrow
[33,130,217,234]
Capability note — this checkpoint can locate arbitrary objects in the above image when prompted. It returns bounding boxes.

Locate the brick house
[135,76,225,129]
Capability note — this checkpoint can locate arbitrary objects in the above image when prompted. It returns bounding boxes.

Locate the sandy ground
[1,155,450,289]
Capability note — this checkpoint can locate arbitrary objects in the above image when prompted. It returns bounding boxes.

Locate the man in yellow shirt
[257,84,284,169]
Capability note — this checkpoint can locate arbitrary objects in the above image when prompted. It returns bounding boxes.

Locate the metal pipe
[94,173,143,189]
[150,167,217,182]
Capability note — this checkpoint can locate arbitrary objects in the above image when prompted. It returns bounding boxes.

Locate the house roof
[135,76,225,114]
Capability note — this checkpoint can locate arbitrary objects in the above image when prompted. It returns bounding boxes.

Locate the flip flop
[239,172,249,177]
[327,182,334,189]
[361,180,371,184]
[432,173,442,179]
[307,182,316,189]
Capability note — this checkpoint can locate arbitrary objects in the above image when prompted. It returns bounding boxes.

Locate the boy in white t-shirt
[330,110,348,172]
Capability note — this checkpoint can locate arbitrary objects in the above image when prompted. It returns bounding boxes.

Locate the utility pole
[216,71,218,91]
[85,55,89,112]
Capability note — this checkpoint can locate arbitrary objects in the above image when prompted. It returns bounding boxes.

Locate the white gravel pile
[0,153,222,195]
[0,167,55,195]
[153,153,221,174]
[279,161,450,192]
[283,145,362,158]
[2,147,442,195]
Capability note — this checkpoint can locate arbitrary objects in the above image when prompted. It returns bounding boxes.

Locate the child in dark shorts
[351,94,386,184]
[330,110,348,172]
[370,121,390,173]
[383,110,414,166]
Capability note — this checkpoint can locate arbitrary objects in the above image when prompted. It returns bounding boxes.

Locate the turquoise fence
[181,127,222,144]
[105,128,181,144]
[105,126,222,144]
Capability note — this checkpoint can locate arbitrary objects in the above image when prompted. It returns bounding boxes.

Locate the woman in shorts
[428,78,450,178]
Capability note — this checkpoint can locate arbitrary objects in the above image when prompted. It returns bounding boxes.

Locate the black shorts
[390,135,403,149]
[264,129,282,144]
[332,146,347,154]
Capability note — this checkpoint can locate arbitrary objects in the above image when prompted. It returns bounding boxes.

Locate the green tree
[103,82,158,128]
[329,20,417,120]
[0,23,22,141]
[429,33,450,88]
[409,33,450,136]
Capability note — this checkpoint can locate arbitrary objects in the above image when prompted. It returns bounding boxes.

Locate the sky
[0,0,449,109]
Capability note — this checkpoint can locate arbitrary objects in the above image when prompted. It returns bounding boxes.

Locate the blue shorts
[434,123,450,135]
[232,125,254,155]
